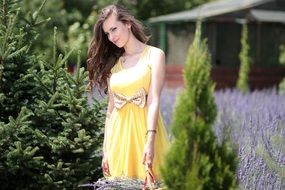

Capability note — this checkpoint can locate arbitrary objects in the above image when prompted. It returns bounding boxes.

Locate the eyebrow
[104,26,116,34]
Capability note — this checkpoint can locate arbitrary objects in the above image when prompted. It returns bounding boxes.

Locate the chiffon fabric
[106,45,170,180]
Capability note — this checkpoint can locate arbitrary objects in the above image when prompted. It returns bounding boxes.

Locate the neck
[123,33,146,56]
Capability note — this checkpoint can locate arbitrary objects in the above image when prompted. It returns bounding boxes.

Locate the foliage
[17,0,214,66]
[279,45,285,93]
[57,11,97,65]
[0,1,105,189]
[236,23,250,93]
[279,45,285,65]
[160,22,238,190]
[0,0,50,121]
[94,0,213,20]
[20,0,96,65]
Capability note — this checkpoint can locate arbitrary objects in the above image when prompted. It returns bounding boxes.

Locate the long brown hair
[87,4,149,93]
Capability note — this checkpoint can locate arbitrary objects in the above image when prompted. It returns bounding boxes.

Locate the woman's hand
[142,140,155,168]
[102,152,111,176]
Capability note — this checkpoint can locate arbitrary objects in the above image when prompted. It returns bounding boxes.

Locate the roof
[148,0,272,23]
[249,9,285,23]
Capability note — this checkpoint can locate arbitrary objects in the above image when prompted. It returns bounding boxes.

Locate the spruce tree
[161,22,238,190]
[0,1,105,189]
[236,23,250,93]
[0,0,47,121]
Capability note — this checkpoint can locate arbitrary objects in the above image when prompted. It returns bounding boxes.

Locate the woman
[87,4,169,181]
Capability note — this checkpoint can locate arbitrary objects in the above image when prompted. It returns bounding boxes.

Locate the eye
[111,27,117,32]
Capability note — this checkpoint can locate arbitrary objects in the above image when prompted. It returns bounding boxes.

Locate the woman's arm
[102,78,114,176]
[143,47,166,167]
[103,78,114,154]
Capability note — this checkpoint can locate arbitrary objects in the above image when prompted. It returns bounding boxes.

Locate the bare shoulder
[148,45,165,58]
[148,46,165,69]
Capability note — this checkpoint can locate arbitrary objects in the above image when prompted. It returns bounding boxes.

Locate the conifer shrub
[236,23,250,93]
[160,22,238,190]
[278,44,285,93]
[0,1,105,189]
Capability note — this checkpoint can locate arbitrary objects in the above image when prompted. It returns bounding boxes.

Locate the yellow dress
[106,45,170,180]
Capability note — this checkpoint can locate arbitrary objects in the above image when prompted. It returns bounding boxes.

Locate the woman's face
[102,13,131,48]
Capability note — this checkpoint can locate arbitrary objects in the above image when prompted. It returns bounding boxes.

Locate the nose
[108,33,115,43]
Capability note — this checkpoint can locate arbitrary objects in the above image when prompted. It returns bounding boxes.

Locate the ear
[125,22,131,29]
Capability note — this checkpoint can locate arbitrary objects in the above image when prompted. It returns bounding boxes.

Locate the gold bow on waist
[113,88,147,109]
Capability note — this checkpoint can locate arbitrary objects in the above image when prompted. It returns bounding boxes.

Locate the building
[148,0,285,89]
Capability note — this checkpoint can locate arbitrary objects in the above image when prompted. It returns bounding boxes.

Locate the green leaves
[161,22,237,190]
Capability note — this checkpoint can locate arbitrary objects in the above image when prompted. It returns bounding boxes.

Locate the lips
[113,39,119,44]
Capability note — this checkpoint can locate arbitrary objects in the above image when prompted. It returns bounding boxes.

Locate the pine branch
[8,106,33,128]
[26,0,49,27]
[31,69,54,95]
[53,27,57,64]
[1,0,20,27]
[31,0,46,23]
[6,45,27,59]
[2,0,8,27]
[1,9,19,61]
[50,27,73,93]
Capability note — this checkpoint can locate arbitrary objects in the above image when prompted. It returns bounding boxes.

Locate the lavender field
[160,87,285,190]
[88,87,285,189]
